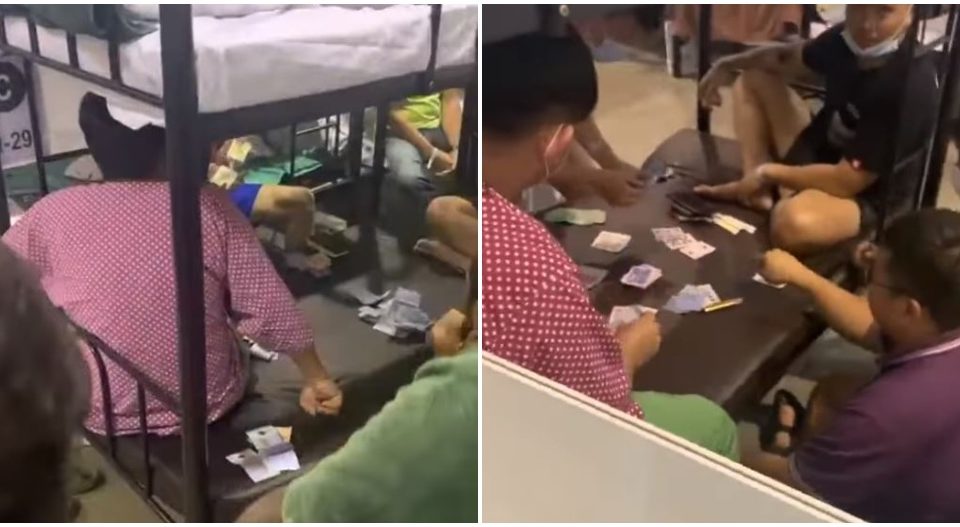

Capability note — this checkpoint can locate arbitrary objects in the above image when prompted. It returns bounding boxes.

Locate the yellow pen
[703,297,744,313]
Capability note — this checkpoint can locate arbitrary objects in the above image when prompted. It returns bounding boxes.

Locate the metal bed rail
[72,321,182,522]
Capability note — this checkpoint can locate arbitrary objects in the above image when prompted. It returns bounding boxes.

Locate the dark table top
[541,129,838,415]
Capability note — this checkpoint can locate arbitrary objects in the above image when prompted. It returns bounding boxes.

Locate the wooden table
[542,129,846,416]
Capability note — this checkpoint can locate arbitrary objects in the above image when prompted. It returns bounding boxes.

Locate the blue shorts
[229,183,262,218]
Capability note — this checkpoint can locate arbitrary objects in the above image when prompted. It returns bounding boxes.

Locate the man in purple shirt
[752,209,960,521]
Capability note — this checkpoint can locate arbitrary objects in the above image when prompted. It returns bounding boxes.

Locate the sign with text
[0,55,36,169]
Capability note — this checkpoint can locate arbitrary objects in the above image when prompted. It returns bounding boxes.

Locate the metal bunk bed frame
[0,4,476,521]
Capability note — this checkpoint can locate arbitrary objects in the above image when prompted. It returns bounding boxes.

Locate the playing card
[753,273,787,289]
[608,304,659,330]
[692,284,721,306]
[246,426,286,452]
[620,264,662,289]
[591,231,631,253]
[717,213,757,234]
[665,233,697,250]
[679,240,716,260]
[226,449,277,483]
[264,449,301,473]
[652,227,684,242]
[578,265,608,290]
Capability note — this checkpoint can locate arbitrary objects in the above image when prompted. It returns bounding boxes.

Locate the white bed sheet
[3,4,475,123]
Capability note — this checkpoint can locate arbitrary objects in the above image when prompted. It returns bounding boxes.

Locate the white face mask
[841,26,903,59]
[541,125,566,180]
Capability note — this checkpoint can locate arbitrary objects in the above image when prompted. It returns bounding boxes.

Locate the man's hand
[695,164,779,211]
[699,61,738,108]
[300,378,343,416]
[852,241,877,273]
[594,168,645,207]
[760,249,811,286]
[431,150,456,175]
[431,308,469,357]
[616,312,662,375]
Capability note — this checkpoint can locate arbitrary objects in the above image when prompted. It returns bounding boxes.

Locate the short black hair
[882,209,960,331]
[483,29,597,137]
[0,244,89,522]
[78,92,166,181]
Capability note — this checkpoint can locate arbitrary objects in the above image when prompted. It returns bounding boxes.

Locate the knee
[426,196,459,226]
[736,68,781,96]
[770,197,817,252]
[686,395,740,461]
[277,188,315,216]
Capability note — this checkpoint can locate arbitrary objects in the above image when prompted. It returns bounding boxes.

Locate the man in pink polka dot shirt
[2,93,342,436]
[482,30,738,459]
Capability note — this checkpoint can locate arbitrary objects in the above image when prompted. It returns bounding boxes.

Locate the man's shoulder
[482,189,581,294]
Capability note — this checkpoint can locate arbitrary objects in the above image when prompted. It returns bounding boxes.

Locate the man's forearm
[290,346,331,382]
[764,163,871,198]
[793,268,876,347]
[716,43,804,78]
[441,89,463,151]
[574,117,622,170]
[389,111,435,159]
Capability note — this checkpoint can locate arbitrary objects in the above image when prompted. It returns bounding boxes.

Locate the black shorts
[780,123,878,236]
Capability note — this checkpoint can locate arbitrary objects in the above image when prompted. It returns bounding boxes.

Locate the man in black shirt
[696,5,938,255]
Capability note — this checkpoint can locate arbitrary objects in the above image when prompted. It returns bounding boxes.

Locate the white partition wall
[482,353,859,523]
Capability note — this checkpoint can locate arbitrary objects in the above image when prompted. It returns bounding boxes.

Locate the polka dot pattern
[482,189,642,418]
[3,182,314,436]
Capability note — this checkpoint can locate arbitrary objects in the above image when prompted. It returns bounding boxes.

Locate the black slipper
[759,389,806,456]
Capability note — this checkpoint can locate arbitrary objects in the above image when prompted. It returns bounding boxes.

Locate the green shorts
[633,391,740,462]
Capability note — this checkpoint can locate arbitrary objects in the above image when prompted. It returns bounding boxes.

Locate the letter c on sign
[0,62,26,113]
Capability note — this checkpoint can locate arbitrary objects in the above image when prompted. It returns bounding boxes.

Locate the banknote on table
[591,231,632,253]
[608,304,659,330]
[544,208,607,226]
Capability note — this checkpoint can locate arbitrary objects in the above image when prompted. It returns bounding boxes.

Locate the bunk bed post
[0,150,9,234]
[696,4,713,133]
[22,58,49,195]
[875,9,921,238]
[158,5,211,522]
[456,78,478,199]
[350,110,384,294]
[918,5,960,208]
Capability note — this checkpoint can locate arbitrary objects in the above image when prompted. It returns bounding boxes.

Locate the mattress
[2,4,476,124]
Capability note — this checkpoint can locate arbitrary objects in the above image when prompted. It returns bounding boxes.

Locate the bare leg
[734,69,811,178]
[251,185,329,274]
[769,189,861,255]
[803,373,872,442]
[426,196,476,258]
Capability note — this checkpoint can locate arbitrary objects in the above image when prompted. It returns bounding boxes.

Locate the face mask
[841,25,903,59]
[541,125,567,181]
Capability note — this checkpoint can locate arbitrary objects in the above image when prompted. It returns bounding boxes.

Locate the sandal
[758,389,806,456]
